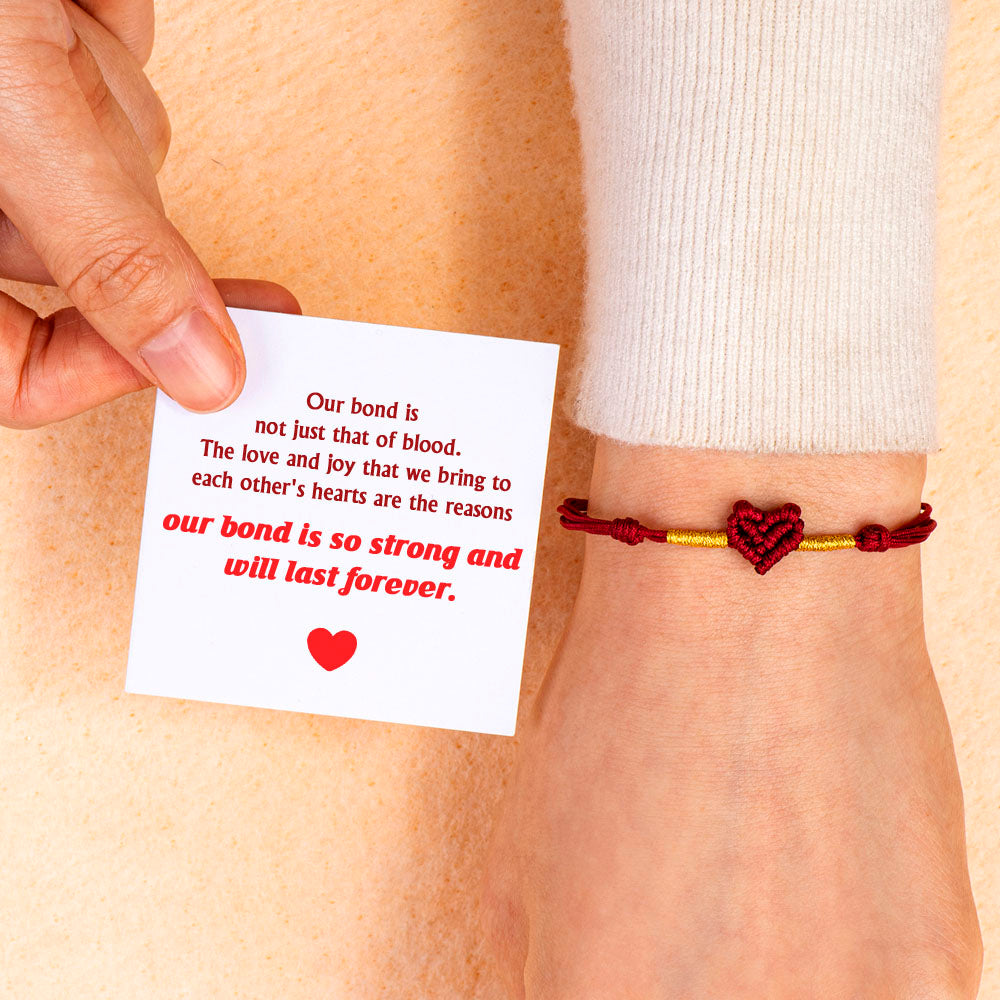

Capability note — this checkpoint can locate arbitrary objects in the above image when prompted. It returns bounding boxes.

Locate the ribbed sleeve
[561,1,950,454]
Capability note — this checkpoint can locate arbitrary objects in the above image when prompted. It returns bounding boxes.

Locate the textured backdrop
[0,1,997,996]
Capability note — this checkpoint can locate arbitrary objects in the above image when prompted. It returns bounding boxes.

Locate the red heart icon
[307,628,357,671]
[726,500,805,575]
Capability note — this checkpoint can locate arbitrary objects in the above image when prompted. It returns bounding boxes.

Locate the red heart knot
[726,500,805,575]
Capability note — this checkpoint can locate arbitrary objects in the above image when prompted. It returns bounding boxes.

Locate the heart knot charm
[726,500,804,575]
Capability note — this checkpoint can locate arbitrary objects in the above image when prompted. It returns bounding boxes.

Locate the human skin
[2,5,985,997]
[480,439,984,998]
[0,0,292,428]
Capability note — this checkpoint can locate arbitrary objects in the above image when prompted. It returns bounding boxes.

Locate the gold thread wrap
[796,534,858,551]
[663,529,729,547]
[658,531,858,550]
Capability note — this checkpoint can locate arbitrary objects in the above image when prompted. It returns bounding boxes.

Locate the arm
[564,0,945,454]
[484,443,983,998]
[481,3,983,997]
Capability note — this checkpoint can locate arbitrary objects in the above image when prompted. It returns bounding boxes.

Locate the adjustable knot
[856,523,891,552]
[609,517,644,545]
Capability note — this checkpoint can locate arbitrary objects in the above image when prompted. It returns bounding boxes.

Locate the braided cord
[557,499,936,553]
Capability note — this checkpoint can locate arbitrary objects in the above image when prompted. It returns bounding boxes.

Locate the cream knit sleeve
[560,1,950,454]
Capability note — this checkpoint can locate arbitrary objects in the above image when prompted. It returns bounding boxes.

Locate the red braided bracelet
[557,497,936,575]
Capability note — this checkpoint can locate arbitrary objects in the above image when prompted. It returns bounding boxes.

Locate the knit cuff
[561,0,950,454]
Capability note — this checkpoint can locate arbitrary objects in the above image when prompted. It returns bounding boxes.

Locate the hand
[0,1,297,428]
[481,441,983,998]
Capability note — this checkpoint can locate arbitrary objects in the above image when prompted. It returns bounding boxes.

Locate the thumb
[0,1,243,413]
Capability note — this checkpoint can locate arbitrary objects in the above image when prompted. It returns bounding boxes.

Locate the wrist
[569,439,930,661]
[587,439,927,525]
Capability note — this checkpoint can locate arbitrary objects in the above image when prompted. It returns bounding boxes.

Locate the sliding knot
[609,517,644,545]
[856,523,890,552]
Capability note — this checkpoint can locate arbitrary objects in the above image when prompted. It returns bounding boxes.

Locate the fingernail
[138,310,241,412]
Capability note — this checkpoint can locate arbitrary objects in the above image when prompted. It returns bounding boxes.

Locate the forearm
[561,440,930,706]
[485,7,981,993]
[487,439,981,999]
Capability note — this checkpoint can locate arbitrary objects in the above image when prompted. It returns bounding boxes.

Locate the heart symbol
[307,628,357,671]
[726,500,804,575]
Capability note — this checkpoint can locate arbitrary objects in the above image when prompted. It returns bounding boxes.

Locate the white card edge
[122,309,560,739]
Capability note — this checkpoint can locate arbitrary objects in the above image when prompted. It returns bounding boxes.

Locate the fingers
[0,3,169,283]
[68,1,170,170]
[0,216,51,285]
[72,0,155,66]
[0,292,149,429]
[0,280,301,428]
[214,279,302,316]
[0,1,245,413]
[66,13,163,209]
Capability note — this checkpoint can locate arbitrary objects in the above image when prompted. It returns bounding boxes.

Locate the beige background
[1,1,997,996]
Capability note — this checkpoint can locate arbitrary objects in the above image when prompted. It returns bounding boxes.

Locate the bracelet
[557,497,937,575]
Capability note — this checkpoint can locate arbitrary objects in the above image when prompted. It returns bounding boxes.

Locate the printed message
[126,309,559,735]
[160,390,525,602]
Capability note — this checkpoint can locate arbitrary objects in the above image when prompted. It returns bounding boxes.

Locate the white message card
[125,309,559,735]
